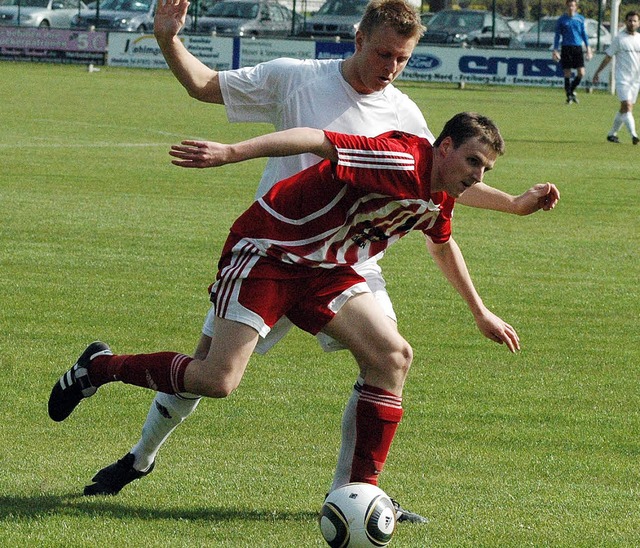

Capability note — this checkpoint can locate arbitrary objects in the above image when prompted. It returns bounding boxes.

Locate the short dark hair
[625,10,639,20]
[433,112,505,156]
[358,0,424,40]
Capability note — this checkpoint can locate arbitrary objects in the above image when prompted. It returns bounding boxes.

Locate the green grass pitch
[0,60,638,546]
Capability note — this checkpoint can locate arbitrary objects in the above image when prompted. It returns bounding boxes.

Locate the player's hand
[154,0,189,42]
[552,50,560,62]
[169,140,230,168]
[474,309,520,353]
[513,183,560,215]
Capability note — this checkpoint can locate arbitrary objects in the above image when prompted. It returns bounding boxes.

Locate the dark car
[420,9,520,47]
[300,0,369,40]
[195,0,299,36]
[70,0,156,32]
[420,11,434,28]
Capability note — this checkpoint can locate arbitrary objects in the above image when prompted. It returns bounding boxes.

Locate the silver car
[0,0,88,28]
[420,9,520,48]
[194,0,299,37]
[520,16,611,51]
[70,0,156,32]
[300,0,369,40]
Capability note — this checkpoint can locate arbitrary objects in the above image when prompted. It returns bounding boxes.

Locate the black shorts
[560,45,585,70]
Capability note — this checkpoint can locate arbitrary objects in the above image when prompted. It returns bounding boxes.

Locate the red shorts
[210,239,370,337]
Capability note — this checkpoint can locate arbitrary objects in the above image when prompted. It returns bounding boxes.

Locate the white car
[0,0,88,28]
[521,16,611,51]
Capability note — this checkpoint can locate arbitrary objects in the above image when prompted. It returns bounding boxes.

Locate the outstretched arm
[169,128,337,167]
[425,236,520,352]
[155,0,224,103]
[456,182,560,215]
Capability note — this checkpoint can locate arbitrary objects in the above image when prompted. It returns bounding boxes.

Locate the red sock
[350,384,403,485]
[89,352,191,394]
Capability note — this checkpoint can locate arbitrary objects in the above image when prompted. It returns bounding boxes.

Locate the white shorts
[202,254,396,354]
[616,80,640,103]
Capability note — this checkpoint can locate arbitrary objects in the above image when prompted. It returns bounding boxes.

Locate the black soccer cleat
[84,453,155,496]
[633,136,639,145]
[571,93,579,104]
[607,135,621,144]
[391,498,429,524]
[48,341,112,422]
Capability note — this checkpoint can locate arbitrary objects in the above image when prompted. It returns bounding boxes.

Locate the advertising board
[105,36,609,90]
[108,33,234,70]
[404,45,608,89]
[1,27,611,90]
[239,38,314,67]
[0,27,106,63]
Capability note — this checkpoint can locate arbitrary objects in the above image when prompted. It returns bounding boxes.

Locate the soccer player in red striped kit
[49,112,524,490]
[72,0,559,518]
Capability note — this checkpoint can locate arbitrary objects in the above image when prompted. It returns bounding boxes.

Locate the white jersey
[606,29,640,85]
[219,58,433,199]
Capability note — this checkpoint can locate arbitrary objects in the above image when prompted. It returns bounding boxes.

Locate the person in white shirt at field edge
[593,11,640,144]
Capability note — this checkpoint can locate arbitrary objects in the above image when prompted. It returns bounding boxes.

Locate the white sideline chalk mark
[32,118,205,140]
[0,142,168,149]
[1,118,208,149]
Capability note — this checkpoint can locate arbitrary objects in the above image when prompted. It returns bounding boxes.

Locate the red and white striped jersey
[225,130,455,269]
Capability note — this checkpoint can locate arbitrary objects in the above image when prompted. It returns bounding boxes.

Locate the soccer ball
[319,483,397,548]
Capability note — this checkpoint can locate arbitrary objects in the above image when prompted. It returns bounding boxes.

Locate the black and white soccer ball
[319,482,397,548]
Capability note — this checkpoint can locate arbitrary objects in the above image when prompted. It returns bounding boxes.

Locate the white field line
[0,142,169,148]
[0,118,207,148]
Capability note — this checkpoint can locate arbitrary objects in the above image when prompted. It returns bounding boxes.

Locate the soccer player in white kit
[593,11,640,144]
[73,0,560,519]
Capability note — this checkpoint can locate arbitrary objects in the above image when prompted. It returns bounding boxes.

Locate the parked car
[70,0,157,32]
[520,16,611,50]
[507,17,534,35]
[420,9,520,47]
[300,0,369,40]
[420,11,434,28]
[0,0,88,28]
[195,0,298,36]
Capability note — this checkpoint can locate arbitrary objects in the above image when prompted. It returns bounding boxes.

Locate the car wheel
[38,20,50,28]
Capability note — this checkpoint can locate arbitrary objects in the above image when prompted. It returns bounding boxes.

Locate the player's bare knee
[187,362,243,399]
[374,339,413,377]
[199,377,240,398]
[395,340,413,377]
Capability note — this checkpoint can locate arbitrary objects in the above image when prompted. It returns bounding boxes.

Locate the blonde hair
[358,0,424,40]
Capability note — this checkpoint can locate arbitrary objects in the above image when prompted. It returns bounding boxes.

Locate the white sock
[610,112,624,135]
[330,376,364,492]
[622,112,637,137]
[130,391,201,471]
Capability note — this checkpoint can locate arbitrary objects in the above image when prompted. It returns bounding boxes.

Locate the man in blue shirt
[553,0,593,103]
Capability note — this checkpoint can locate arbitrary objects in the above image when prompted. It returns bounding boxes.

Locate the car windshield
[0,0,49,7]
[528,18,558,33]
[428,11,485,30]
[98,0,151,11]
[205,1,258,18]
[316,0,368,17]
